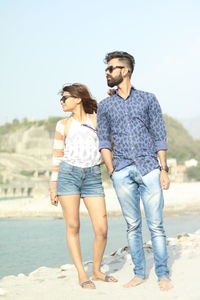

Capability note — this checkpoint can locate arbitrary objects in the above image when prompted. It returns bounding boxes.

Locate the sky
[0,0,200,125]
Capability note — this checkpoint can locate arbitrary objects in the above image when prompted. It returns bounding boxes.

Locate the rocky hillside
[164,115,200,163]
[0,117,62,184]
[180,116,200,139]
[0,126,52,157]
[0,115,199,185]
[0,117,62,156]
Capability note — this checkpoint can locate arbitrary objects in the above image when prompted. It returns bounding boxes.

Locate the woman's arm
[50,119,66,205]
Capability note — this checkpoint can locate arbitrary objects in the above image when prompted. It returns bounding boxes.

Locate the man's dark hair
[104,51,135,77]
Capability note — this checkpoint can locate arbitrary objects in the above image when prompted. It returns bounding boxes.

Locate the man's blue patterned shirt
[97,87,167,176]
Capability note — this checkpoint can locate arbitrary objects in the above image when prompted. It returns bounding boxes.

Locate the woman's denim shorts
[57,161,105,198]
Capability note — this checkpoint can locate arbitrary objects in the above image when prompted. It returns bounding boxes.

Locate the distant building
[175,165,187,182]
[167,158,177,168]
[184,159,198,168]
[167,158,187,182]
[167,158,198,182]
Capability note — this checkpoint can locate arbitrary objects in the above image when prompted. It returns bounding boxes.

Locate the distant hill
[0,117,62,138]
[0,114,199,168]
[0,117,62,184]
[180,116,200,139]
[164,115,200,163]
[0,117,64,157]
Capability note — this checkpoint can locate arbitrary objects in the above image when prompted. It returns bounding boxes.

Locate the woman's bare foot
[123,277,145,288]
[159,278,173,291]
[92,271,118,282]
[79,273,96,289]
[80,280,96,289]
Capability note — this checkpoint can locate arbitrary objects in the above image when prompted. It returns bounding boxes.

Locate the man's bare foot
[123,277,145,288]
[159,277,173,291]
[92,271,118,282]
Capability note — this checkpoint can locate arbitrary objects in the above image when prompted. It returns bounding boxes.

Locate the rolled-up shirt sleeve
[148,94,168,152]
[97,102,112,151]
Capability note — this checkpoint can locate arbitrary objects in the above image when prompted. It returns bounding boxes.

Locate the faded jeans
[111,164,169,280]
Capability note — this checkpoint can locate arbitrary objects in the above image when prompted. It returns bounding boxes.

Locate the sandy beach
[1,182,200,299]
[0,230,200,300]
[0,182,200,218]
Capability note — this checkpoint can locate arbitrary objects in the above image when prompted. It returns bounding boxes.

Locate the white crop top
[62,116,102,168]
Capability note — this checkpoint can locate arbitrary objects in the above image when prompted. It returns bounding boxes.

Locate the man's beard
[107,74,123,87]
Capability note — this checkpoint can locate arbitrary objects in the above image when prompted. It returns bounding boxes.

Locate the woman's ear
[75,97,82,104]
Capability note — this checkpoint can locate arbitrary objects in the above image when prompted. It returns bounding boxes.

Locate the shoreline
[1,209,200,219]
[0,182,200,218]
[0,229,200,299]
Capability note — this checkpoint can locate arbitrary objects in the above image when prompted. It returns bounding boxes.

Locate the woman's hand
[50,181,58,206]
[160,171,170,190]
[108,168,115,177]
[50,192,58,206]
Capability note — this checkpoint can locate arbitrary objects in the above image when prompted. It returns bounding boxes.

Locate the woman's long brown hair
[62,83,97,114]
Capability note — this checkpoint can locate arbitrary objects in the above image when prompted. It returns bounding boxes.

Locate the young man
[97,51,173,291]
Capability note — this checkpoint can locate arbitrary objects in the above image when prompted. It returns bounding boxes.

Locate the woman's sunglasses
[105,66,125,73]
[60,95,76,103]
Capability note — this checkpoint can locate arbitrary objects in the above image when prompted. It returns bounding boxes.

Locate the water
[0,215,200,279]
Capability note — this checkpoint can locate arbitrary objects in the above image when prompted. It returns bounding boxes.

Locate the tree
[12,119,19,125]
[185,166,200,181]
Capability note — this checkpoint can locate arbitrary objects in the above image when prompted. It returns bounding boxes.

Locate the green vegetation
[0,117,63,135]
[100,165,111,182]
[0,118,38,134]
[0,174,3,184]
[0,179,10,185]
[20,170,34,177]
[164,114,200,164]
[43,116,63,137]
[185,165,200,181]
[0,115,200,166]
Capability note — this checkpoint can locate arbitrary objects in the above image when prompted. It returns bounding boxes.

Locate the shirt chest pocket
[132,114,149,130]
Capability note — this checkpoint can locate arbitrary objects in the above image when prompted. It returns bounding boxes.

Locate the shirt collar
[115,86,135,100]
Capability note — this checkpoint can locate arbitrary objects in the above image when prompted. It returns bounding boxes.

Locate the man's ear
[122,67,130,77]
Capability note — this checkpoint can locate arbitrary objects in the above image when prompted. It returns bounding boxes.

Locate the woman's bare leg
[59,195,95,288]
[83,196,117,282]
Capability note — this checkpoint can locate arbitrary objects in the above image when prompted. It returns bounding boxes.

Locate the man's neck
[117,80,132,99]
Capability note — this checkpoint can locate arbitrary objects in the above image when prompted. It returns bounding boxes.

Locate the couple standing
[50,51,173,291]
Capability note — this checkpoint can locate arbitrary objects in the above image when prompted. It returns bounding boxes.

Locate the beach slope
[0,230,200,300]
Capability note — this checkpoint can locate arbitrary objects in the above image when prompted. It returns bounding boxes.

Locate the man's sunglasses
[105,66,125,73]
[60,95,76,103]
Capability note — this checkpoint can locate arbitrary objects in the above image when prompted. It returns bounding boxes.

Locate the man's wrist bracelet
[159,166,169,172]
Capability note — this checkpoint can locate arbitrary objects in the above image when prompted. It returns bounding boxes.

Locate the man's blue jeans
[111,164,169,280]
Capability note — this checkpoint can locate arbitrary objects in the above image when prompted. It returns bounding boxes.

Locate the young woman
[50,83,117,289]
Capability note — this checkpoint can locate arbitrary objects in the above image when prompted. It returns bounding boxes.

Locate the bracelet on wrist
[159,166,169,172]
